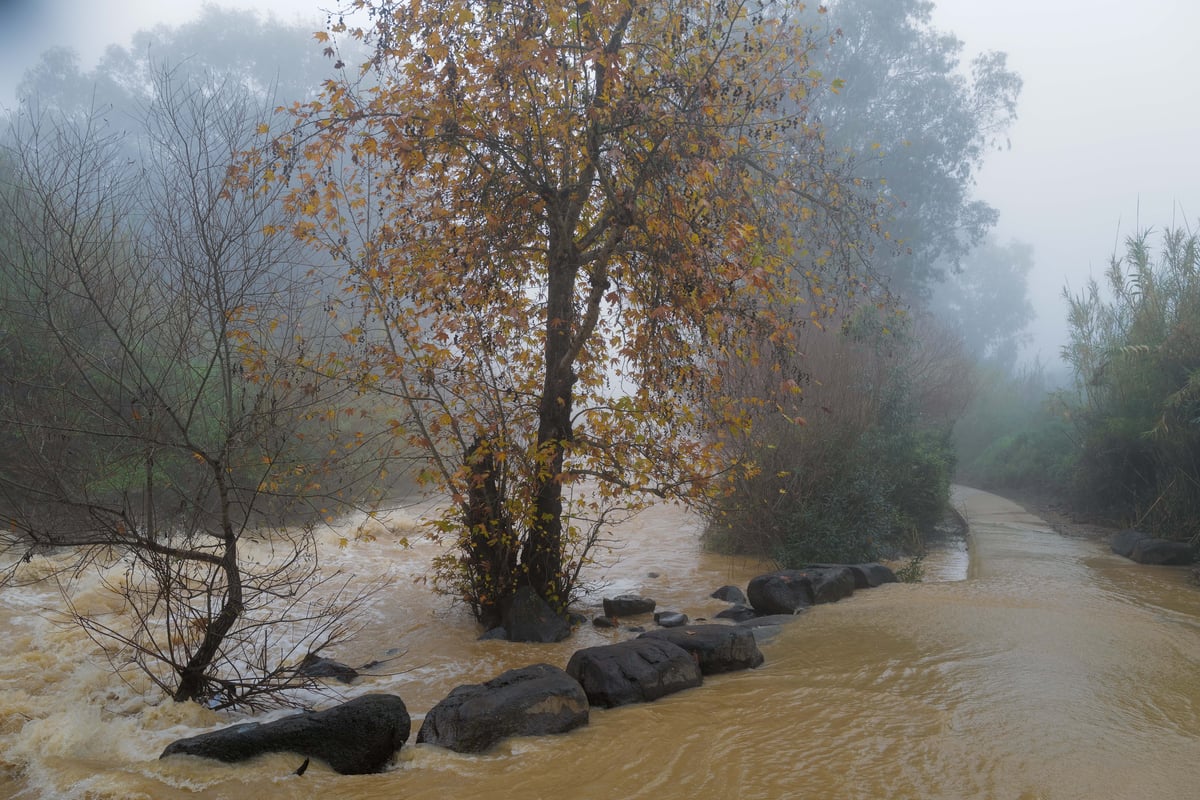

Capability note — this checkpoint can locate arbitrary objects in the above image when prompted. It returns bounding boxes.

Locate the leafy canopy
[269,0,877,617]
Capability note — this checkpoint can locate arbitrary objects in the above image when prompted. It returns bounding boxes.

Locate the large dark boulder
[160,693,410,775]
[639,624,764,674]
[1130,538,1195,566]
[806,566,857,603]
[602,594,656,617]
[416,664,588,753]
[565,638,702,708]
[502,586,572,643]
[1111,529,1150,558]
[807,563,897,589]
[747,568,856,614]
[854,563,898,588]
[747,570,813,615]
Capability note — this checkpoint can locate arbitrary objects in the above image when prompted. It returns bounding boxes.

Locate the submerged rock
[640,624,764,674]
[160,693,410,775]
[566,638,702,707]
[417,664,588,753]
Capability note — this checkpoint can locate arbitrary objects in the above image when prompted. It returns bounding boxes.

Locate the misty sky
[2,0,1198,366]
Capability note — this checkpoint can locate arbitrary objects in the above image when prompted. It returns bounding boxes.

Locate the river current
[1,487,1198,798]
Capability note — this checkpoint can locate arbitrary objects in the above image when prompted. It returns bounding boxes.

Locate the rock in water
[710,585,748,604]
[1110,529,1150,558]
[602,594,656,617]
[1130,538,1195,565]
[714,604,757,622]
[806,563,898,589]
[417,663,588,753]
[639,624,764,674]
[653,611,689,628]
[746,571,813,614]
[747,567,856,614]
[296,653,358,684]
[565,638,702,708]
[502,586,572,643]
[160,694,410,775]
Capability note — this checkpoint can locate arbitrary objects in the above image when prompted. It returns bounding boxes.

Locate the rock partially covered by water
[807,563,898,589]
[297,653,358,684]
[653,611,689,627]
[602,594,656,617]
[640,624,764,674]
[1130,538,1195,565]
[747,567,856,615]
[710,585,748,604]
[416,663,588,753]
[502,586,572,643]
[714,604,757,622]
[566,638,702,707]
[160,693,410,775]
[1110,529,1149,558]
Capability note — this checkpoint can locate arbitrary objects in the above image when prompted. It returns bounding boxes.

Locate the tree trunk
[464,438,517,629]
[172,538,244,703]
[523,235,578,608]
[173,471,244,703]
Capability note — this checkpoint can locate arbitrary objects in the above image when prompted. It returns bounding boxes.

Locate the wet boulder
[710,585,748,604]
[416,664,588,753]
[714,604,757,623]
[747,570,813,614]
[853,563,898,588]
[653,611,689,628]
[747,567,856,614]
[602,594,656,618]
[806,566,857,603]
[1110,529,1150,558]
[807,563,897,589]
[566,638,702,708]
[297,653,358,684]
[639,624,764,674]
[160,693,410,775]
[501,586,572,643]
[1130,538,1195,566]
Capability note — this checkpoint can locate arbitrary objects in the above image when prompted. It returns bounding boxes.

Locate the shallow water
[1,487,1198,798]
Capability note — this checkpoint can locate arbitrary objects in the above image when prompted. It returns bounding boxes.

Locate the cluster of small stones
[160,562,897,773]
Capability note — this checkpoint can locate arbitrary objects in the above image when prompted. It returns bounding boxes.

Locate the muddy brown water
[1,487,1198,798]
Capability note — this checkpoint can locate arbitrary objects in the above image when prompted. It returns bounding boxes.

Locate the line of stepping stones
[160,563,897,774]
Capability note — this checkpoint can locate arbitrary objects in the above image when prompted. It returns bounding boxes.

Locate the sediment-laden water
[1,487,1197,798]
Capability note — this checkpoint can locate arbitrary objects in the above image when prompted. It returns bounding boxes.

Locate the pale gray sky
[3,0,1198,364]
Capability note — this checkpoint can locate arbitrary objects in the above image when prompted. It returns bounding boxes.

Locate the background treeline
[962,226,1200,545]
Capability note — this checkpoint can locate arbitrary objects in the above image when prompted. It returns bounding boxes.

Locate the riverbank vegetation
[965,226,1200,546]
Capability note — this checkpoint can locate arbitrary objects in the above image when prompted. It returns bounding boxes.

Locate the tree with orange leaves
[274,0,876,631]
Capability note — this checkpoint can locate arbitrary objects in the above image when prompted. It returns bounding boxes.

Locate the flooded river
[1,487,1198,798]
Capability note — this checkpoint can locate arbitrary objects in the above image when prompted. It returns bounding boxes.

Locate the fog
[3,0,1198,365]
